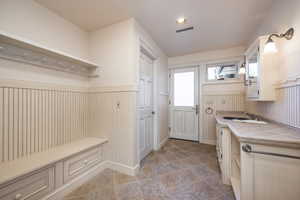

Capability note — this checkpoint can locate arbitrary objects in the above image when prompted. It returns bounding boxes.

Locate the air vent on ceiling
[176,26,194,33]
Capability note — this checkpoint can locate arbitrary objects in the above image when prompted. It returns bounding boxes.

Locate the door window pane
[174,72,194,106]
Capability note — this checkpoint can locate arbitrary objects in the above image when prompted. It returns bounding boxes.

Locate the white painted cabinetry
[216,125,300,200]
[240,143,300,200]
[216,124,231,185]
[0,138,107,200]
[245,36,279,101]
[0,167,55,200]
[63,146,102,183]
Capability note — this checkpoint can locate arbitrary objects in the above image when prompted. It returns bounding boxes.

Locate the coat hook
[117,101,120,109]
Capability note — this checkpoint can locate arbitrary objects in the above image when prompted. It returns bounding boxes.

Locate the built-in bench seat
[0,137,108,200]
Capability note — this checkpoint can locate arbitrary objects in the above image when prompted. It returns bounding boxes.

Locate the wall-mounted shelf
[0,31,99,78]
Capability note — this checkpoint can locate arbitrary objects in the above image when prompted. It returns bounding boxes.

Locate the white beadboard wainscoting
[0,84,89,163]
[88,87,139,171]
[200,81,245,144]
[246,84,300,128]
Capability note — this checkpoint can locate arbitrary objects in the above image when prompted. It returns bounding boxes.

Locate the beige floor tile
[63,139,233,200]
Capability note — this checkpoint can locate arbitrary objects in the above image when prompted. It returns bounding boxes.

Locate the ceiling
[35,0,274,57]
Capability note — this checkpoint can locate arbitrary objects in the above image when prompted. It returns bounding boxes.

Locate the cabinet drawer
[0,167,55,200]
[63,146,102,183]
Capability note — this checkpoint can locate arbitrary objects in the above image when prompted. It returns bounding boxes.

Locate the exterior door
[170,67,199,141]
[138,52,154,161]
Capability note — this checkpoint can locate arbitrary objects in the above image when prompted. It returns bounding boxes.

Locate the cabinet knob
[242,144,252,153]
[15,194,22,200]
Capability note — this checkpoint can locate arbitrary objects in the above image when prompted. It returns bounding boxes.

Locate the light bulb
[239,67,246,74]
[264,40,277,54]
[176,17,186,24]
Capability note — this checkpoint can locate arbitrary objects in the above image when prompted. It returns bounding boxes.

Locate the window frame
[205,61,241,82]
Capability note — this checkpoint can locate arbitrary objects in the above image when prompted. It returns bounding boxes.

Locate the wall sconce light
[239,64,246,74]
[264,28,295,53]
[239,56,246,74]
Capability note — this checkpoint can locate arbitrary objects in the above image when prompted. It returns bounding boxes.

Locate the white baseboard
[199,138,216,145]
[44,161,109,200]
[44,160,139,199]
[107,161,139,176]
[156,137,169,150]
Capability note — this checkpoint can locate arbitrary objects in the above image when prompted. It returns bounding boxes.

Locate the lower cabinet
[240,143,300,200]
[0,167,55,200]
[216,125,300,200]
[216,124,231,185]
[0,144,103,200]
[63,146,102,183]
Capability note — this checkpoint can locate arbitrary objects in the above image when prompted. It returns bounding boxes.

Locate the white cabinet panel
[0,167,55,200]
[253,155,300,200]
[241,144,300,200]
[63,146,102,183]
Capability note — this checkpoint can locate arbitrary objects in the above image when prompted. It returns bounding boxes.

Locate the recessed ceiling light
[176,17,186,24]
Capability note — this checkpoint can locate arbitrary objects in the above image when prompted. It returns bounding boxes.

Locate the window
[207,62,239,81]
[174,72,194,106]
[248,63,258,78]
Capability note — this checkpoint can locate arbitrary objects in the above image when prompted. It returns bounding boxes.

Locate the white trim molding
[202,90,245,96]
[44,160,140,200]
[88,85,139,93]
[107,161,139,176]
[44,161,109,200]
[200,138,216,145]
[156,137,169,150]
[0,79,89,92]
[275,75,300,89]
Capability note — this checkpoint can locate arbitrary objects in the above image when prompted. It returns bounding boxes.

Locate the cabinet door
[241,144,300,200]
[0,167,55,200]
[246,46,260,99]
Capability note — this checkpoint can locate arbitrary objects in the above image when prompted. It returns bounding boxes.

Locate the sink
[223,116,249,120]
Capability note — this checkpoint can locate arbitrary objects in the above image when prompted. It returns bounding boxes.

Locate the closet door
[138,53,154,161]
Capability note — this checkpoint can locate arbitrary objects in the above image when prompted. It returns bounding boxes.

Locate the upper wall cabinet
[245,36,279,101]
[0,31,99,78]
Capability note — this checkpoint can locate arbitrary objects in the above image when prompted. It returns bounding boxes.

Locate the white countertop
[215,111,300,149]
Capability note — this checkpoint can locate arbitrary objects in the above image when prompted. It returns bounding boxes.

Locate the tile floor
[63,139,235,200]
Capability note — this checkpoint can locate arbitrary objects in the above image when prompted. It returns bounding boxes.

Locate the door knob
[152,111,155,115]
[195,105,199,115]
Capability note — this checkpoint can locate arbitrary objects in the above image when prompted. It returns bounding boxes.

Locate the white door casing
[138,52,154,161]
[170,67,199,141]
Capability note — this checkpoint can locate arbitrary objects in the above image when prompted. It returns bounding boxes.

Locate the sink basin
[223,116,249,120]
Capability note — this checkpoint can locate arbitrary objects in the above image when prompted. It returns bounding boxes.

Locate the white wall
[89,19,136,87]
[0,0,90,86]
[168,46,245,67]
[245,0,300,125]
[250,0,300,83]
[88,18,169,169]
[0,0,89,61]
